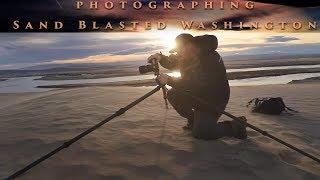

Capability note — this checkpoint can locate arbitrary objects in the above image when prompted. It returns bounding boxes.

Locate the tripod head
[139,55,168,108]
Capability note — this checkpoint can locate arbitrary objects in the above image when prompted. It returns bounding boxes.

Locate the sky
[0,1,319,69]
[0,0,319,32]
[0,30,320,70]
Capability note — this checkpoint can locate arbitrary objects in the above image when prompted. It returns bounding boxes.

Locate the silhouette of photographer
[148,34,247,139]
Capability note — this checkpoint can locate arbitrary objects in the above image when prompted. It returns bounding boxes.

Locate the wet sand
[0,84,319,179]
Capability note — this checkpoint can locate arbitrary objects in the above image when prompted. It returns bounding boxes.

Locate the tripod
[152,60,169,109]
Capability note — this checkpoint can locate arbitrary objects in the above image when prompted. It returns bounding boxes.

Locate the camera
[139,64,156,74]
[139,60,159,75]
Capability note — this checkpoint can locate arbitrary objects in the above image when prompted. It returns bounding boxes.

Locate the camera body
[139,59,159,75]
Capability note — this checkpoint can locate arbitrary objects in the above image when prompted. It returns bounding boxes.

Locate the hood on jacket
[194,35,218,52]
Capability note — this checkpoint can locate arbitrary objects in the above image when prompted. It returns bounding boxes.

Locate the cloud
[219,42,320,56]
[46,53,147,64]
[265,36,300,43]
[110,46,164,55]
[0,32,319,70]
[251,0,320,7]
[214,8,275,23]
[0,33,165,68]
[0,0,319,32]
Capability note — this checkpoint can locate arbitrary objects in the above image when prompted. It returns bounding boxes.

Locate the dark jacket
[159,36,230,107]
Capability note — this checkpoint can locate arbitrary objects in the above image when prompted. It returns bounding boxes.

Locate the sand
[0,84,319,180]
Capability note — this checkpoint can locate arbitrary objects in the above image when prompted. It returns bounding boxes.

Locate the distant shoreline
[37,73,320,89]
[33,58,320,81]
[2,58,320,91]
[289,77,320,84]
[37,79,157,89]
[2,57,320,80]
[35,68,320,81]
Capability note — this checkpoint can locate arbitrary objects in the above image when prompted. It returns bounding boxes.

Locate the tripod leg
[5,86,162,180]
[162,86,169,109]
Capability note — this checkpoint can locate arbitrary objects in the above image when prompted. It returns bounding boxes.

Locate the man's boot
[231,116,248,139]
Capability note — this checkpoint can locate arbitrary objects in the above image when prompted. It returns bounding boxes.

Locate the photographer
[148,34,247,139]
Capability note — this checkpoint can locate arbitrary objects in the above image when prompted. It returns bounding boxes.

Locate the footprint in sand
[247,130,260,137]
[255,136,272,143]
[281,132,313,143]
[278,149,301,165]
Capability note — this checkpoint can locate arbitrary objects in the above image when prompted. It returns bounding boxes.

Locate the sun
[148,28,192,52]
[159,30,178,50]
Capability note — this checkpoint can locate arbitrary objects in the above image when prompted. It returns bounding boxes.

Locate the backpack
[247,97,298,115]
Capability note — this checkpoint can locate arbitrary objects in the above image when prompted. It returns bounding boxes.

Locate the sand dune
[0,84,319,179]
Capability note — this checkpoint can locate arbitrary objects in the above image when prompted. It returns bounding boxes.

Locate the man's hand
[147,53,162,63]
[156,73,171,86]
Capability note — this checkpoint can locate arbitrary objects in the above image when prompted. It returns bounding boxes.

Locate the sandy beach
[0,83,319,179]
